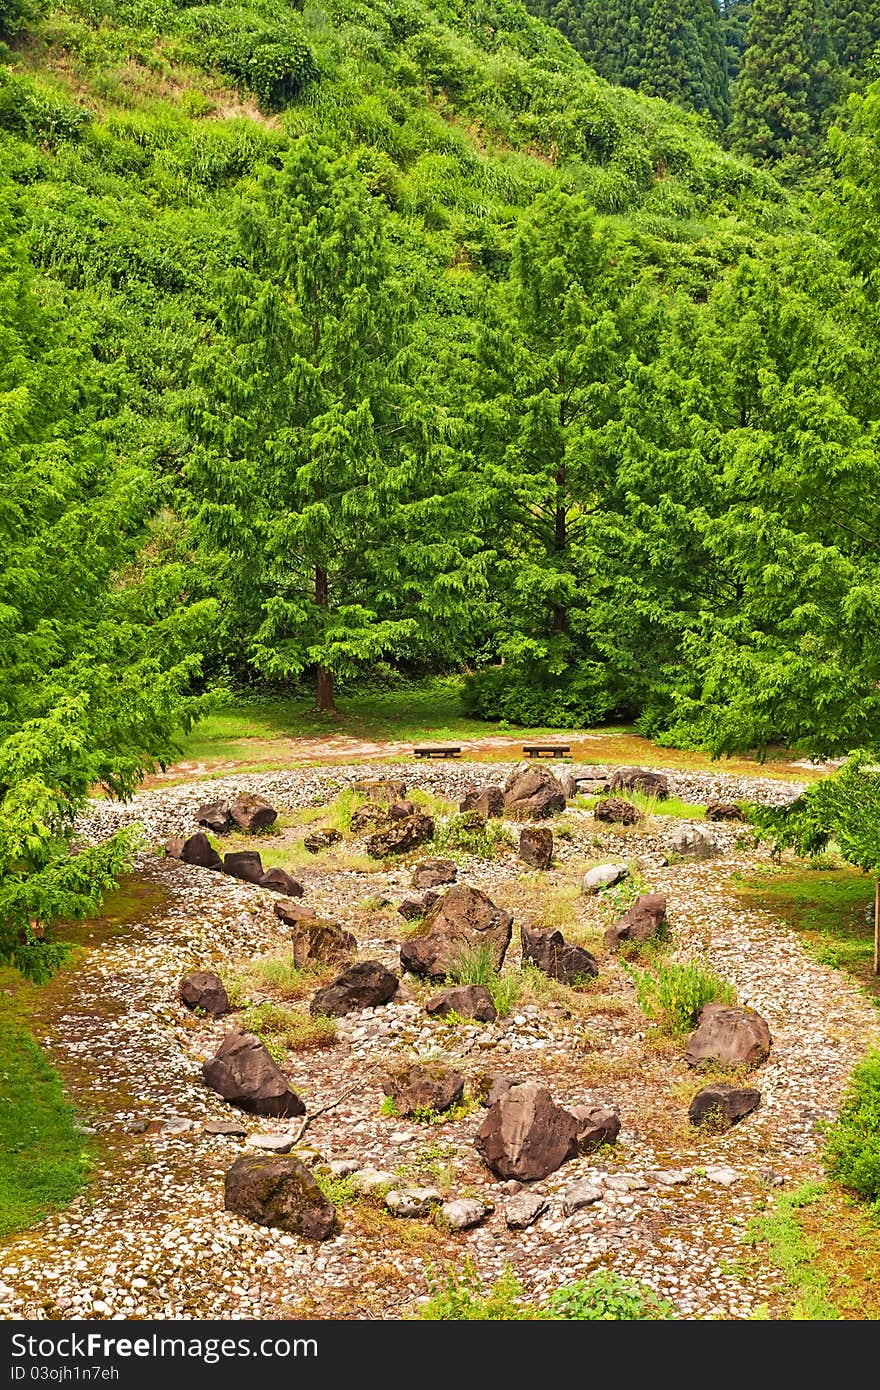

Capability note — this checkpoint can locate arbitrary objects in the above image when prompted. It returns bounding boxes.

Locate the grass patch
[417,1260,675,1320]
[743,1183,841,1319]
[239,1001,337,1058]
[626,957,736,1038]
[448,944,521,1017]
[228,951,334,1005]
[433,812,514,861]
[822,1046,880,1208]
[729,865,880,1005]
[576,791,707,820]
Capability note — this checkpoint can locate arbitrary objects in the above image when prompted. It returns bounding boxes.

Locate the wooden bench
[523,743,570,759]
[413,745,462,759]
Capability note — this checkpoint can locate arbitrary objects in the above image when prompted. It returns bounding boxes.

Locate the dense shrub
[0,70,91,144]
[180,5,319,108]
[823,1048,880,1207]
[462,662,633,727]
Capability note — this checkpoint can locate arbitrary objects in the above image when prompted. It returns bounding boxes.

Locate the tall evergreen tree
[729,0,840,161]
[187,137,483,712]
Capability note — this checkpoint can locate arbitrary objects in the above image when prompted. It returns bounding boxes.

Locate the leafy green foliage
[749,754,880,871]
[545,1270,677,1319]
[628,957,736,1035]
[822,1048,880,1207]
[419,1258,676,1318]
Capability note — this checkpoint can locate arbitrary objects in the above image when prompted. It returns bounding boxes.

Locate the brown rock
[274,898,316,927]
[706,801,746,822]
[474,1082,579,1181]
[503,766,566,821]
[604,892,668,951]
[349,804,391,834]
[259,868,303,896]
[688,1083,761,1129]
[411,858,457,889]
[309,960,399,1016]
[593,797,641,826]
[568,1104,621,1153]
[520,924,598,984]
[474,1073,518,1108]
[179,970,229,1016]
[351,779,407,803]
[180,832,223,870]
[164,837,185,859]
[291,919,357,971]
[224,1154,335,1239]
[398,891,439,921]
[388,799,416,819]
[196,799,232,834]
[399,884,513,979]
[228,792,278,834]
[382,1061,464,1116]
[425,985,497,1023]
[518,826,553,869]
[223,850,264,883]
[474,785,505,819]
[304,829,342,853]
[365,813,434,858]
[608,767,669,799]
[684,1003,771,1070]
[203,1032,305,1117]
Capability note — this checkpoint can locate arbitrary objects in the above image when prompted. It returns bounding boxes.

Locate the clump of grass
[539,884,580,930]
[627,957,736,1038]
[313,1171,358,1210]
[409,788,460,819]
[418,1260,676,1320]
[228,951,333,1004]
[576,792,706,820]
[448,944,520,1017]
[240,1001,337,1058]
[433,812,514,860]
[419,1261,543,1320]
[822,1047,880,1208]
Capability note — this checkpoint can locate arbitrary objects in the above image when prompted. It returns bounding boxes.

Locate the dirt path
[1,767,876,1321]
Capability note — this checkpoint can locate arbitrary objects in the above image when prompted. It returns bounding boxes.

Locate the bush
[462,662,634,728]
[629,957,736,1037]
[179,6,319,109]
[0,0,43,40]
[418,1260,676,1319]
[0,70,91,145]
[822,1047,880,1207]
[545,1271,676,1320]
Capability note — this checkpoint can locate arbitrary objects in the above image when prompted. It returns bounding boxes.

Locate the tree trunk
[552,460,567,634]
[314,566,336,713]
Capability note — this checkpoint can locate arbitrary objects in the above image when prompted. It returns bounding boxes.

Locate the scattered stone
[382,1061,464,1116]
[636,852,668,871]
[327,1159,360,1178]
[163,837,185,859]
[349,804,390,834]
[474,1081,578,1181]
[669,826,719,858]
[604,892,667,951]
[274,898,317,927]
[400,884,513,979]
[706,801,746,822]
[411,858,458,889]
[224,1154,334,1239]
[180,832,223,870]
[582,863,629,894]
[204,1118,248,1137]
[398,892,439,921]
[440,1198,492,1231]
[603,1173,649,1193]
[203,1032,305,1118]
[593,797,640,826]
[689,1084,761,1129]
[505,1193,547,1229]
[351,779,407,803]
[304,829,342,853]
[196,799,231,834]
[223,850,264,884]
[684,1004,772,1070]
[366,814,435,858]
[229,792,278,834]
[608,767,669,799]
[291,919,357,970]
[520,924,598,984]
[246,1133,296,1154]
[518,826,553,869]
[425,984,497,1023]
[349,1168,396,1196]
[160,1117,196,1136]
[259,868,303,896]
[178,969,230,1017]
[563,1181,604,1215]
[568,1103,621,1154]
[503,765,566,821]
[473,1073,518,1108]
[651,1169,691,1186]
[310,960,399,1016]
[704,1165,740,1187]
[385,1188,442,1218]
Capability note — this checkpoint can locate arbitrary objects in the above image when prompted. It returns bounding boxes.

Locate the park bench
[413,745,462,759]
[523,743,570,759]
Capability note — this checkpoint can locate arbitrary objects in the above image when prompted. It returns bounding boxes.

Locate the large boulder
[382,1061,465,1116]
[366,814,434,859]
[474,1082,578,1181]
[196,799,232,834]
[274,898,316,927]
[582,863,629,894]
[518,827,553,870]
[412,858,457,889]
[399,884,513,979]
[309,960,399,1016]
[593,798,640,826]
[203,1032,305,1117]
[352,779,407,803]
[568,1103,621,1154]
[503,766,566,821]
[520,924,598,984]
[688,1083,761,1129]
[669,826,719,858]
[179,970,229,1016]
[684,1003,772,1070]
[291,919,357,970]
[608,767,669,799]
[224,1154,335,1240]
[388,800,416,820]
[223,850,264,884]
[604,892,667,951]
[259,868,303,896]
[472,786,505,819]
[180,832,222,870]
[425,985,497,1023]
[229,793,278,834]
